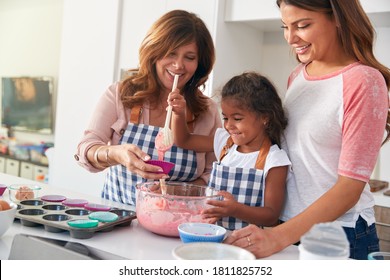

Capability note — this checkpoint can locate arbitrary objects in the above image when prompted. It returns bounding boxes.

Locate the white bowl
[172,242,256,260]
[0,202,17,237]
[178,223,226,243]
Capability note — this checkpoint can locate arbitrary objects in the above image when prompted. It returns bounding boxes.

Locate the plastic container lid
[147,160,175,174]
[84,203,111,212]
[67,219,99,228]
[62,198,89,207]
[41,195,67,202]
[89,211,119,223]
[300,222,349,259]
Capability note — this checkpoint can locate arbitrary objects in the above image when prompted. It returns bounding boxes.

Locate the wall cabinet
[225,0,390,29]
[374,205,390,252]
[0,156,48,182]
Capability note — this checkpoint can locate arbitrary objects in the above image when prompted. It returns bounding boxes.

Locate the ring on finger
[247,236,252,246]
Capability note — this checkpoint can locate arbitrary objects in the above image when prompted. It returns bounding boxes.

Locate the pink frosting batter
[136,196,210,237]
[155,131,172,161]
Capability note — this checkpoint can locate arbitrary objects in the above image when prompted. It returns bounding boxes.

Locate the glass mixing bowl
[136,182,221,237]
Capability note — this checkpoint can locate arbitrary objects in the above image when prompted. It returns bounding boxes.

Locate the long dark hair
[276,0,390,144]
[221,71,288,147]
[120,10,215,119]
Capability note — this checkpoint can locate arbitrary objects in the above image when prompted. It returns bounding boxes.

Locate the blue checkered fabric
[208,161,264,230]
[102,123,197,205]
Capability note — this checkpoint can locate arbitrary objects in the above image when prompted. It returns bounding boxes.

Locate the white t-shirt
[213,128,292,196]
[280,62,388,227]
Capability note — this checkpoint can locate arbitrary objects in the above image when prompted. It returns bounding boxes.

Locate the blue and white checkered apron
[208,136,270,230]
[208,162,264,230]
[102,111,198,205]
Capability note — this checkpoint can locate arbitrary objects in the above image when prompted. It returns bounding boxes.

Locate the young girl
[169,71,291,230]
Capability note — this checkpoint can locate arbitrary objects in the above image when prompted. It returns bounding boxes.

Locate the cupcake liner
[84,203,111,212]
[147,160,175,174]
[41,195,67,202]
[62,198,89,207]
[0,185,7,196]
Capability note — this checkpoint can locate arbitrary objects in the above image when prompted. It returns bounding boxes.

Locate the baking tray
[14,197,137,239]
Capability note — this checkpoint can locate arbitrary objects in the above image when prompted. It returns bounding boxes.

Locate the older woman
[75,10,221,205]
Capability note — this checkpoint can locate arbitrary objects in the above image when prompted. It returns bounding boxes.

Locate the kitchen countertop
[2,172,389,260]
[0,172,299,260]
[371,187,390,208]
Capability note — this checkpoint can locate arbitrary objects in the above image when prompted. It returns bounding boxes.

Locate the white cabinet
[0,156,5,173]
[5,158,20,177]
[224,0,390,30]
[0,155,48,182]
[34,165,49,182]
[225,0,281,31]
[20,162,34,180]
[19,162,48,182]
[374,205,390,252]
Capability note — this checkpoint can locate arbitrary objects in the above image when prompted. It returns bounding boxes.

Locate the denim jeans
[343,215,380,260]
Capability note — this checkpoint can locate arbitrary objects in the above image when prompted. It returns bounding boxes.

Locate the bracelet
[105,148,113,166]
[93,145,106,169]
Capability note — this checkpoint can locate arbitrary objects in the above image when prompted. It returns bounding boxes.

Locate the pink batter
[136,196,210,237]
[155,131,172,161]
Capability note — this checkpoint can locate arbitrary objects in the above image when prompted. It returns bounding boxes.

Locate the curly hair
[221,71,288,147]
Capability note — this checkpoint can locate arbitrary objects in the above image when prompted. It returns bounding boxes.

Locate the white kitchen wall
[260,32,297,98]
[116,0,219,92]
[50,0,122,196]
[375,27,390,183]
[0,0,63,144]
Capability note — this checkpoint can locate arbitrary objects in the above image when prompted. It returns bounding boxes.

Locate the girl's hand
[108,144,169,180]
[202,191,239,220]
[204,217,220,224]
[168,89,186,117]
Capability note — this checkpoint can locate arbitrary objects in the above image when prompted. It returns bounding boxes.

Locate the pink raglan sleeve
[339,65,389,182]
[287,63,305,88]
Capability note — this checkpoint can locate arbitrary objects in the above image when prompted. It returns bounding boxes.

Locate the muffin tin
[14,196,136,239]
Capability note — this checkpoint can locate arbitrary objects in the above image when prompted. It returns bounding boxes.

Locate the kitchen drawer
[379,240,390,252]
[34,165,48,181]
[374,204,390,251]
[5,158,20,177]
[374,205,390,224]
[376,223,390,242]
[20,162,34,180]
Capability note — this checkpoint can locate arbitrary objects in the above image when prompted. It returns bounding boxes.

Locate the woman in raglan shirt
[225,0,390,260]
